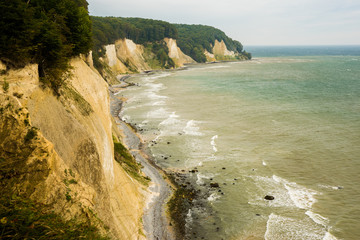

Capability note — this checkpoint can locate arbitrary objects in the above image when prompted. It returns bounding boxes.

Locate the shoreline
[110,73,220,239]
[110,85,178,240]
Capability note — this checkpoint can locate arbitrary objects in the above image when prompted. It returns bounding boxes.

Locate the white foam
[204,65,229,69]
[318,184,342,190]
[273,175,318,209]
[323,232,338,240]
[144,82,164,92]
[305,211,329,227]
[247,175,295,208]
[265,213,326,240]
[146,92,168,100]
[183,120,204,136]
[121,114,131,122]
[262,161,267,166]
[211,135,218,152]
[146,108,169,118]
[196,172,215,185]
[159,112,180,126]
[152,101,166,106]
[148,73,172,80]
[207,193,220,202]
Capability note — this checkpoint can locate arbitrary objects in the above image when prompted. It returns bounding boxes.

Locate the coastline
[110,83,177,240]
[110,72,220,239]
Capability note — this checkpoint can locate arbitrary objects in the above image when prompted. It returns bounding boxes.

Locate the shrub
[2,79,9,92]
[24,128,37,143]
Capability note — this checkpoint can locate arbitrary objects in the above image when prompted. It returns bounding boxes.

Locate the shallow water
[119,49,360,239]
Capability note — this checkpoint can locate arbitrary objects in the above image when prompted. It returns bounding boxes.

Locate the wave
[158,112,183,136]
[183,120,204,136]
[207,193,220,202]
[305,211,329,227]
[273,175,318,209]
[264,213,333,240]
[318,184,343,190]
[146,107,169,118]
[152,100,166,106]
[211,135,218,152]
[196,172,215,185]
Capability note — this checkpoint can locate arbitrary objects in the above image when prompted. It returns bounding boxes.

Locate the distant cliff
[91,16,251,77]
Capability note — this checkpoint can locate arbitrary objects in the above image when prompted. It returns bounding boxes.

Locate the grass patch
[60,84,93,116]
[2,79,9,93]
[113,138,150,186]
[0,193,109,240]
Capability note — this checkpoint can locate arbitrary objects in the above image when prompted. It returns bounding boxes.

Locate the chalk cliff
[0,58,145,239]
[103,38,194,75]
[164,38,195,66]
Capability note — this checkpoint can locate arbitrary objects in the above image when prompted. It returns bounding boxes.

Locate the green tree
[0,0,92,94]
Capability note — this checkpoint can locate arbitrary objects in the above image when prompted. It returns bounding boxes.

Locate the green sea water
[119,47,360,239]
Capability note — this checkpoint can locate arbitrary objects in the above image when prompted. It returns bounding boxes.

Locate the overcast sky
[88,0,360,46]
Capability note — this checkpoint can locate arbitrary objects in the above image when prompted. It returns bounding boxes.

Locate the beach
[110,85,176,240]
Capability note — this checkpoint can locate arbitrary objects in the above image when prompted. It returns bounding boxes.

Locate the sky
[87,0,360,46]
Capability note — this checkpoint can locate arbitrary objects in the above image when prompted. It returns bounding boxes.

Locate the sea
[118,46,360,240]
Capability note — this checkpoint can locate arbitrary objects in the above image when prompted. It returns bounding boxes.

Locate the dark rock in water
[264,195,275,200]
[210,183,220,188]
[256,214,261,216]
[338,186,344,189]
[167,142,171,144]
[222,167,226,170]
[210,178,213,181]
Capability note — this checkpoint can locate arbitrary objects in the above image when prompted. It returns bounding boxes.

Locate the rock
[167,142,171,144]
[210,183,219,188]
[222,167,226,170]
[256,214,261,216]
[264,195,275,200]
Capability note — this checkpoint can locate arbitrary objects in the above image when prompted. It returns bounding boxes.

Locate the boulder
[264,195,275,200]
[210,183,219,188]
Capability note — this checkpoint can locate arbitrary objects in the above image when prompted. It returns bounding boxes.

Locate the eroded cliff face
[103,38,194,75]
[164,38,195,66]
[0,59,145,239]
[104,39,151,75]
[212,39,235,59]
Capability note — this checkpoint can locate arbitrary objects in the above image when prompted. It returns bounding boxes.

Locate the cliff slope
[0,58,145,239]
